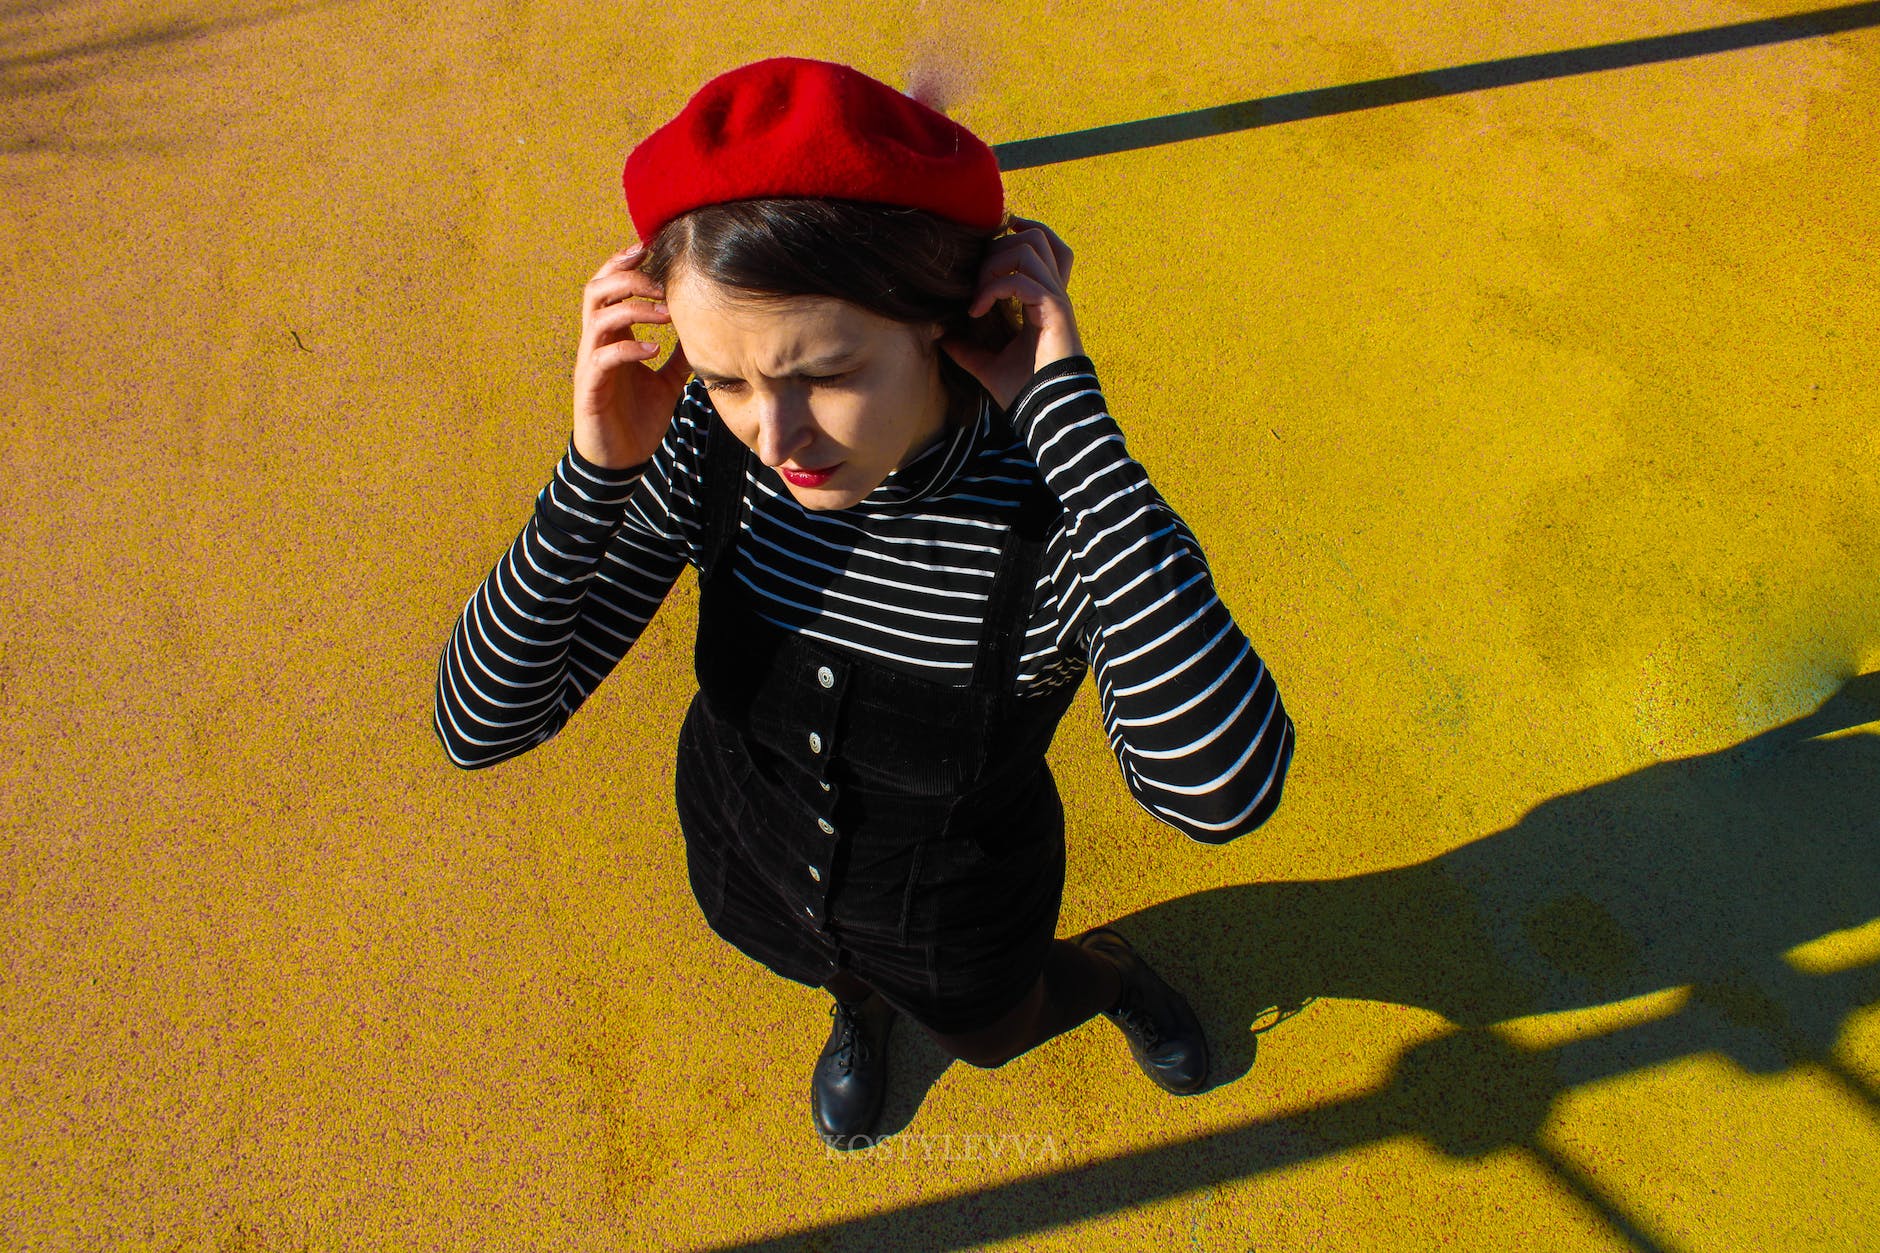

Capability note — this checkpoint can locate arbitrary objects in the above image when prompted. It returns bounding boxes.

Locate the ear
[938,334,994,392]
[911,320,947,359]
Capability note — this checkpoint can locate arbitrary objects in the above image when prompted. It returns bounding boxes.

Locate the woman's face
[663,268,952,511]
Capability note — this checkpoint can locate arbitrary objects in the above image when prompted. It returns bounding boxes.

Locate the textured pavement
[2,1,1877,1249]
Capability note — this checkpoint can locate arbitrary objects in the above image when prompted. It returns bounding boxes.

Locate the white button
[808,732,823,754]
[808,865,822,882]
[819,780,831,792]
[817,818,835,834]
[817,666,834,689]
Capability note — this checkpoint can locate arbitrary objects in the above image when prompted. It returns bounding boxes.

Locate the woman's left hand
[940,216,1085,411]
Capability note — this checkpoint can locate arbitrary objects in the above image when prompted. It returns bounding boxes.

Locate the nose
[753,391,815,467]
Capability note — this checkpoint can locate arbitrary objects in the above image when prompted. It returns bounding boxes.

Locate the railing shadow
[702,671,1880,1251]
[991,1,1880,170]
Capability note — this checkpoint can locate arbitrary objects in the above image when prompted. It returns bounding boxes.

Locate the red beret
[621,56,1005,242]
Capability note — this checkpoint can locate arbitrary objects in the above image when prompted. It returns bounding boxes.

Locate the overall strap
[972,467,1058,692]
[698,410,751,584]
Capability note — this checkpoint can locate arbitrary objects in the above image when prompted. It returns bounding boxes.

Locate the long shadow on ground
[992,1,1880,170]
[709,671,1880,1252]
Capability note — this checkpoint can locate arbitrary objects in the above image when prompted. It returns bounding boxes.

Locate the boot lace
[830,1001,872,1075]
[1111,991,1165,1050]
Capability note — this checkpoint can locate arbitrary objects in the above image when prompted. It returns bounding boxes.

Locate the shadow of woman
[1119,670,1880,1097]
[720,676,1877,1251]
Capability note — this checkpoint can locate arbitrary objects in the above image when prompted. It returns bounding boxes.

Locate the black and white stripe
[434,355,1293,842]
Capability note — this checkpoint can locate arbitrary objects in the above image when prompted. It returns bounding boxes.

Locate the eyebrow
[690,350,862,384]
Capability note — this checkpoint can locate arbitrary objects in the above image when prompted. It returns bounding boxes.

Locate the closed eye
[699,372,851,392]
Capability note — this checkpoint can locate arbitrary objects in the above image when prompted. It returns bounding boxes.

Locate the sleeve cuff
[564,434,650,487]
[535,437,646,544]
[1008,354,1099,422]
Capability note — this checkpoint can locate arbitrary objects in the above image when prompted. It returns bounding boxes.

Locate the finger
[587,297,670,341]
[585,271,667,315]
[592,243,648,279]
[967,272,1055,321]
[969,249,1062,316]
[1012,226,1070,286]
[591,337,665,370]
[1005,217,1072,283]
[980,229,1066,290]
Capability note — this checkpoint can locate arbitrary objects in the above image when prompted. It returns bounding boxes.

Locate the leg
[812,971,897,1148]
[822,967,876,1005]
[1075,927,1212,1093]
[921,939,1123,1068]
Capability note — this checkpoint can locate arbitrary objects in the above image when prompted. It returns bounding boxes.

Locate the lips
[779,463,841,488]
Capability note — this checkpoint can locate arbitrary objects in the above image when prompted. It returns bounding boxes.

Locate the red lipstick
[779,464,841,488]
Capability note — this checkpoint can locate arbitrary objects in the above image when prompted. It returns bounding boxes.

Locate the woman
[433,56,1295,1149]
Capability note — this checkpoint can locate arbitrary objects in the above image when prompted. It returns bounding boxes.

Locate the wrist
[569,429,652,479]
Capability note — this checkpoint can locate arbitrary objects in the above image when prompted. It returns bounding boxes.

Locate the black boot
[1077,927,1210,1095]
[811,992,897,1149]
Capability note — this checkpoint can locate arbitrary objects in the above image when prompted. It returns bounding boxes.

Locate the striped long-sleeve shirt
[433,354,1294,843]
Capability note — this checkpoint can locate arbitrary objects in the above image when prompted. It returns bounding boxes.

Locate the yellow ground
[3,0,1877,1248]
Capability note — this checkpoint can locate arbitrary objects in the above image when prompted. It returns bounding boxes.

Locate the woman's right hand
[571,244,691,470]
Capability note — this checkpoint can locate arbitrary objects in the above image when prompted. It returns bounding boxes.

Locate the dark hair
[640,198,1018,426]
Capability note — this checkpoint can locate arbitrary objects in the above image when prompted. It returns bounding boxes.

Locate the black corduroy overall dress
[673,408,1085,1035]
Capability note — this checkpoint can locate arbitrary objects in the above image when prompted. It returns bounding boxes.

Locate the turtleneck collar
[858,392,994,510]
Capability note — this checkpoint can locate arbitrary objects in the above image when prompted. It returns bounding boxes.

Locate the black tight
[823,939,1124,1069]
[822,967,879,1005]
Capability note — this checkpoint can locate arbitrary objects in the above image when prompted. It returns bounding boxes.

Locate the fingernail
[653,302,668,314]
[625,243,645,255]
